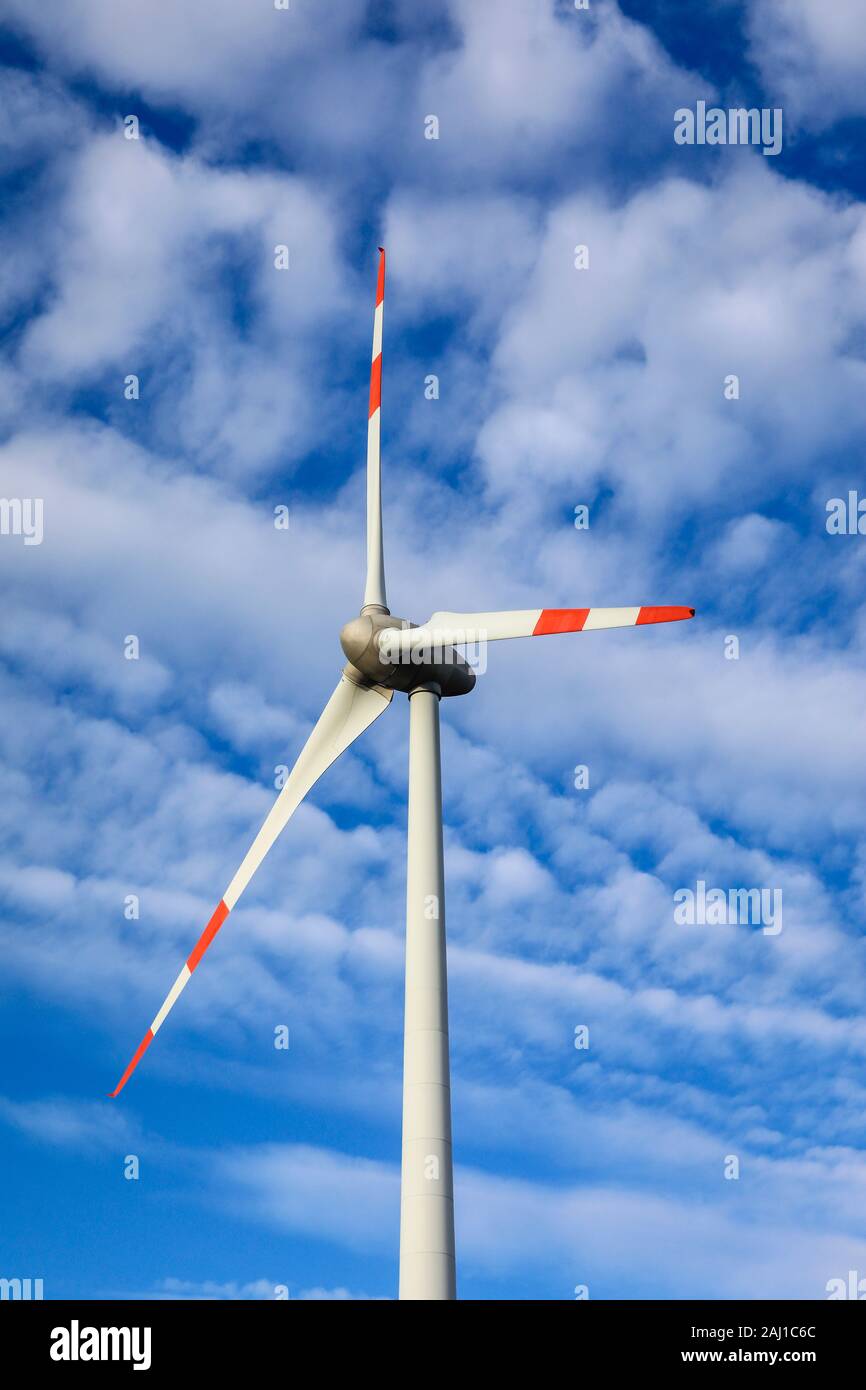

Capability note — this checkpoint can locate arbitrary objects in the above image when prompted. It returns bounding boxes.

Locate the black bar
[1,1297,860,1374]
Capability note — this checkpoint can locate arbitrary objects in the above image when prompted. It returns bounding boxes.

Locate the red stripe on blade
[376,246,385,305]
[369,354,382,417]
[636,606,695,625]
[533,608,590,636]
[187,899,230,973]
[109,1028,154,1098]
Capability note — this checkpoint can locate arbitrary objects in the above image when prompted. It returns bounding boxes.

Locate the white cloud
[0,67,88,175]
[215,1138,866,1297]
[748,0,866,128]
[475,162,866,524]
[1,0,363,110]
[410,0,698,182]
[11,133,351,480]
[0,1095,139,1151]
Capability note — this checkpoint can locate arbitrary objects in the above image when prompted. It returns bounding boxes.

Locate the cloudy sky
[1,0,866,1301]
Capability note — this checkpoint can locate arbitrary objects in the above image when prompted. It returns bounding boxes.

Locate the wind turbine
[110,248,695,1300]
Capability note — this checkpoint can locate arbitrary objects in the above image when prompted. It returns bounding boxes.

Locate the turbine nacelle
[340,611,476,697]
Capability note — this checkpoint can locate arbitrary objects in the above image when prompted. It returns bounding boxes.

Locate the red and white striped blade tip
[532,605,695,636]
[109,898,231,1097]
[639,606,695,622]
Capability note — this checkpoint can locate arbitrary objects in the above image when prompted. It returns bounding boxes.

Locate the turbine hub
[340,612,475,697]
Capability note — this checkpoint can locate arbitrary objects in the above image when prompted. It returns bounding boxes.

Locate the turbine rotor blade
[109,673,392,1097]
[363,247,387,612]
[380,606,694,656]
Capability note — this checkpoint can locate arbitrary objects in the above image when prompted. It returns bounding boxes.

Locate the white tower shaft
[399,685,456,1299]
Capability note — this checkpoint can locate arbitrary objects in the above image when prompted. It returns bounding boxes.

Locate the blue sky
[1,0,866,1301]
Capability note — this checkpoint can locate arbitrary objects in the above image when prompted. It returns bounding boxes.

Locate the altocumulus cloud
[1,0,865,1299]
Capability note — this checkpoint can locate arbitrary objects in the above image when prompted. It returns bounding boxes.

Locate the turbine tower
[110,248,695,1300]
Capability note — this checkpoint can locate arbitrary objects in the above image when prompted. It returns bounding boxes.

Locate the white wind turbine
[110,249,694,1299]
